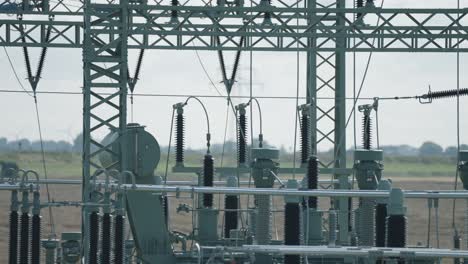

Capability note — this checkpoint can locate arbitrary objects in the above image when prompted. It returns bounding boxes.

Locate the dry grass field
[0,174,466,263]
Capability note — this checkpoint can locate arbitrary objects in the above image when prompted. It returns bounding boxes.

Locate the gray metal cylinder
[42,239,59,264]
[248,207,257,239]
[304,209,323,245]
[329,210,337,246]
[255,194,272,244]
[358,198,375,246]
[250,148,278,264]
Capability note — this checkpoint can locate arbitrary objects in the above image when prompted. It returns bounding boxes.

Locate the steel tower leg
[308,0,349,246]
[334,0,349,245]
[82,0,129,261]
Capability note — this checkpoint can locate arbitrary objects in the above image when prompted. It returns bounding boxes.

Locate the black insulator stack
[36,26,51,80]
[423,88,468,100]
[31,215,41,264]
[162,195,169,226]
[89,211,99,264]
[348,197,353,232]
[114,215,125,264]
[133,49,145,84]
[356,0,364,19]
[203,154,214,207]
[386,215,406,247]
[171,0,178,18]
[362,115,372,150]
[284,203,301,264]
[22,45,33,81]
[386,215,406,264]
[19,213,29,264]
[175,112,185,164]
[224,195,238,238]
[375,203,387,247]
[237,112,247,164]
[101,213,112,264]
[454,234,461,264]
[9,211,18,264]
[305,156,319,209]
[300,114,310,165]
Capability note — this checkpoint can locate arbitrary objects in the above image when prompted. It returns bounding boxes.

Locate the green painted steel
[1,1,467,262]
[82,1,129,261]
[2,6,468,51]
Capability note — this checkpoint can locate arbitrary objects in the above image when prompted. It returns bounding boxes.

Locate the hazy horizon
[1,0,467,152]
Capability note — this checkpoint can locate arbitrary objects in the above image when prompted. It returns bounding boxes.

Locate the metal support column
[334,0,349,245]
[82,0,129,261]
[306,0,317,157]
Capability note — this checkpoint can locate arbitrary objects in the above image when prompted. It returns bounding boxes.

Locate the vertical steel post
[334,0,349,245]
[82,0,129,261]
[306,0,317,157]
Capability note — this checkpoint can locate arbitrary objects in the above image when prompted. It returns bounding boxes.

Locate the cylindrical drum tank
[99,123,160,184]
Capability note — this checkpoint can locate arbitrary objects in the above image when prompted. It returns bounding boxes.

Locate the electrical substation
[1,0,468,263]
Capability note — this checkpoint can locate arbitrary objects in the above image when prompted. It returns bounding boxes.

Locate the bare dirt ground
[0,177,466,263]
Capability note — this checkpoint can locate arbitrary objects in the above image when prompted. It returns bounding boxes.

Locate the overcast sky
[0,0,467,151]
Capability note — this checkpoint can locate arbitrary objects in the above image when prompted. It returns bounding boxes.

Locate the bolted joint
[235,103,248,115]
[173,102,185,114]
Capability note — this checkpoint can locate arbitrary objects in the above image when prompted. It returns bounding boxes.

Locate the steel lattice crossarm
[1,5,468,51]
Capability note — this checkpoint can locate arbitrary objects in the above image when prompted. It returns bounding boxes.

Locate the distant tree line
[0,134,82,153]
[380,142,468,157]
[0,134,466,158]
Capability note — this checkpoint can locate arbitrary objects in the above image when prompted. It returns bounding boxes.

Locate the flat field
[0,152,466,263]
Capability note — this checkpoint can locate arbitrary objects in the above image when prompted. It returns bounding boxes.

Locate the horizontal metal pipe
[227,245,468,258]
[115,184,468,199]
[13,179,338,186]
[0,184,29,191]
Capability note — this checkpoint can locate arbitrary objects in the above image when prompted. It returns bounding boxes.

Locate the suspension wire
[4,41,56,236]
[352,0,357,152]
[427,200,432,247]
[246,27,254,229]
[33,94,56,236]
[452,0,462,235]
[2,47,33,97]
[163,108,175,184]
[184,96,211,135]
[249,98,263,136]
[193,48,225,97]
[375,104,380,149]
[291,0,301,180]
[0,89,409,101]
[435,202,440,248]
[219,102,230,238]
[220,103,230,169]
[350,0,358,240]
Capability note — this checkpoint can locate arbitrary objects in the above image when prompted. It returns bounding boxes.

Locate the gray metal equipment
[354,149,384,247]
[251,148,279,264]
[60,232,81,264]
[1,0,468,263]
[100,123,174,263]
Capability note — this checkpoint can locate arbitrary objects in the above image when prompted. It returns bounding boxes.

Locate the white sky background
[0,0,467,151]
